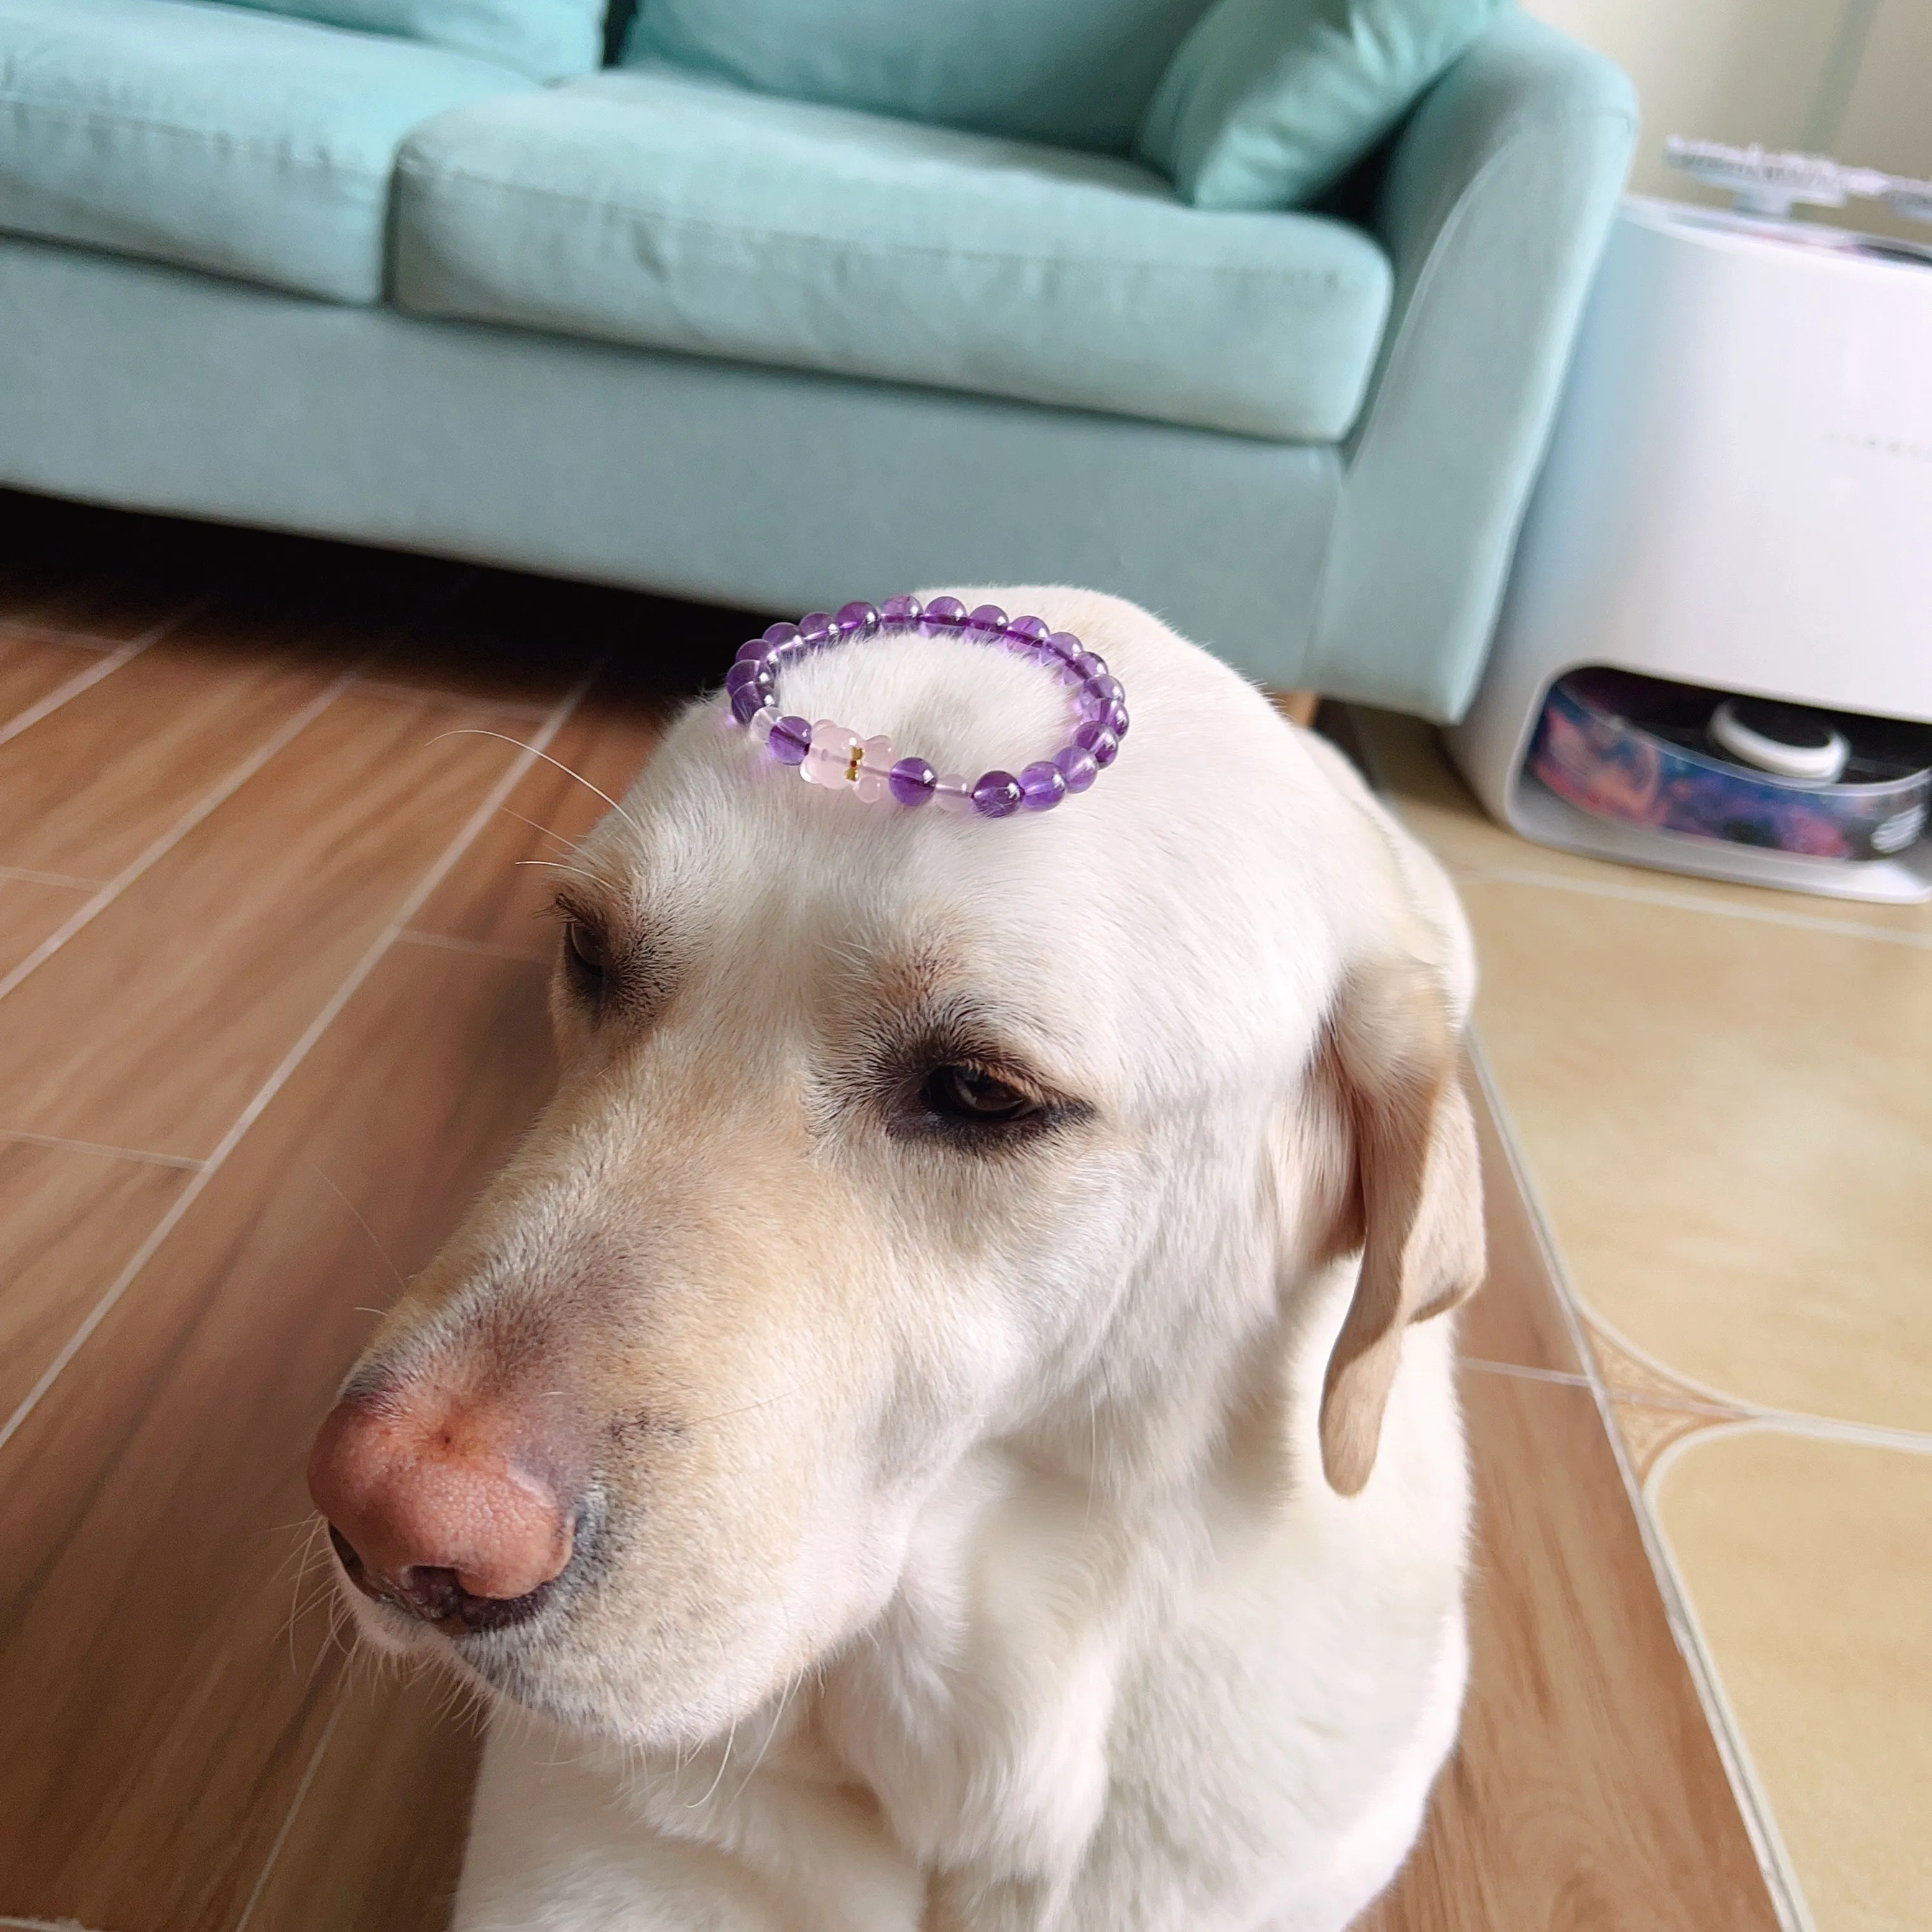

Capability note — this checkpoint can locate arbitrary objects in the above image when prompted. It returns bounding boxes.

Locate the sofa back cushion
[222,0,604,81]
[1138,0,1503,209]
[624,0,1213,152]
[394,68,1392,441]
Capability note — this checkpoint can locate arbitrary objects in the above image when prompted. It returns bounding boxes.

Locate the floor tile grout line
[0,658,366,1009]
[1448,859,1932,949]
[0,1126,206,1171]
[0,617,128,650]
[1685,1407,1932,1459]
[0,617,170,652]
[1457,1356,1592,1389]
[0,864,104,891]
[396,928,553,964]
[230,1673,349,1932]
[0,594,206,751]
[1572,1301,1932,1456]
[0,675,593,1462]
[1463,1034,1817,1932]
[1455,1356,1932,1452]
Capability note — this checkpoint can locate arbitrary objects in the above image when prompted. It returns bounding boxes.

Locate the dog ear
[1314,952,1484,1496]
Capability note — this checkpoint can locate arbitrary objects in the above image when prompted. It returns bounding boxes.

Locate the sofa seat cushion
[394,70,1393,440]
[0,0,536,303]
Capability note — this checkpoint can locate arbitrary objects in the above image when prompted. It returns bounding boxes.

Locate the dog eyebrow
[871,990,1084,1106]
[551,886,676,1020]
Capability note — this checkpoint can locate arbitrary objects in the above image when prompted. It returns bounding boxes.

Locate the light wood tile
[0,946,554,1932]
[0,687,522,1160]
[0,875,92,980]
[0,1138,190,1426]
[1655,1429,1932,1932]
[0,627,349,881]
[410,691,666,954]
[1364,1370,1782,1932]
[1464,878,1932,1433]
[0,633,109,730]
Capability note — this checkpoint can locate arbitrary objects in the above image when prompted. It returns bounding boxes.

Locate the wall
[1519,0,1930,234]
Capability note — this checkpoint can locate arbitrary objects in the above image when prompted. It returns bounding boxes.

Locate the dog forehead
[603,599,1360,1059]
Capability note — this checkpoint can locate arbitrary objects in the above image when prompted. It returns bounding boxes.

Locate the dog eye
[919,1064,1039,1125]
[562,919,607,994]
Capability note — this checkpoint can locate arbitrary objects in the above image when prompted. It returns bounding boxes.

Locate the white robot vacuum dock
[1450,194,1932,903]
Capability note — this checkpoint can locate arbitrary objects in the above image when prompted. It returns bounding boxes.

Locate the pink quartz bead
[802,719,860,786]
[933,772,974,815]
[855,735,894,803]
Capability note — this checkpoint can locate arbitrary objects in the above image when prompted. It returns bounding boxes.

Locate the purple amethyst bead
[971,770,1023,818]
[730,681,767,725]
[735,637,778,666]
[921,595,968,631]
[1018,760,1067,811]
[797,611,836,646]
[769,716,812,765]
[1004,615,1051,650]
[1069,651,1107,682]
[726,659,772,696]
[762,621,801,649]
[1073,721,1120,767]
[835,600,879,636]
[1101,699,1130,737]
[964,603,1008,640]
[879,594,923,627]
[888,756,937,806]
[1041,631,1083,664]
[1053,744,1099,793]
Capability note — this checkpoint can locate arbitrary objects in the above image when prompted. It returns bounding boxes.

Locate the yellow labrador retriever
[309,590,1483,1932]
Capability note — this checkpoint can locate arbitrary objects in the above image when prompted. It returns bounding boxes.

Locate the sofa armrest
[1308,8,1636,720]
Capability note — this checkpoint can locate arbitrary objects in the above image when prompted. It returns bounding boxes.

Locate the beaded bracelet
[723,595,1128,818]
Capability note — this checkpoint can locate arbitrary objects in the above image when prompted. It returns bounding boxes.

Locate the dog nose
[307,1391,578,1630]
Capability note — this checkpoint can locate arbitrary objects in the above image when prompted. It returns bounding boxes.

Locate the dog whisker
[687,1713,740,1811]
[428,731,644,839]
[494,804,587,852]
[309,1165,410,1296]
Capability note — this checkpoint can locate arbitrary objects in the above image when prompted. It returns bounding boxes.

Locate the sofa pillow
[1138,0,1502,209]
[624,0,1212,153]
[222,0,603,81]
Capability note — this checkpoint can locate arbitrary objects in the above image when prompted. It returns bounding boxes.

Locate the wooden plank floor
[0,493,1784,1931]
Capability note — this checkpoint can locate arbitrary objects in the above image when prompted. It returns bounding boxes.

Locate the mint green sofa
[0,0,1634,718]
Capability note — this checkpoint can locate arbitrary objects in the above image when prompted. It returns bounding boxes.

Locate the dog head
[307,591,1482,1747]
